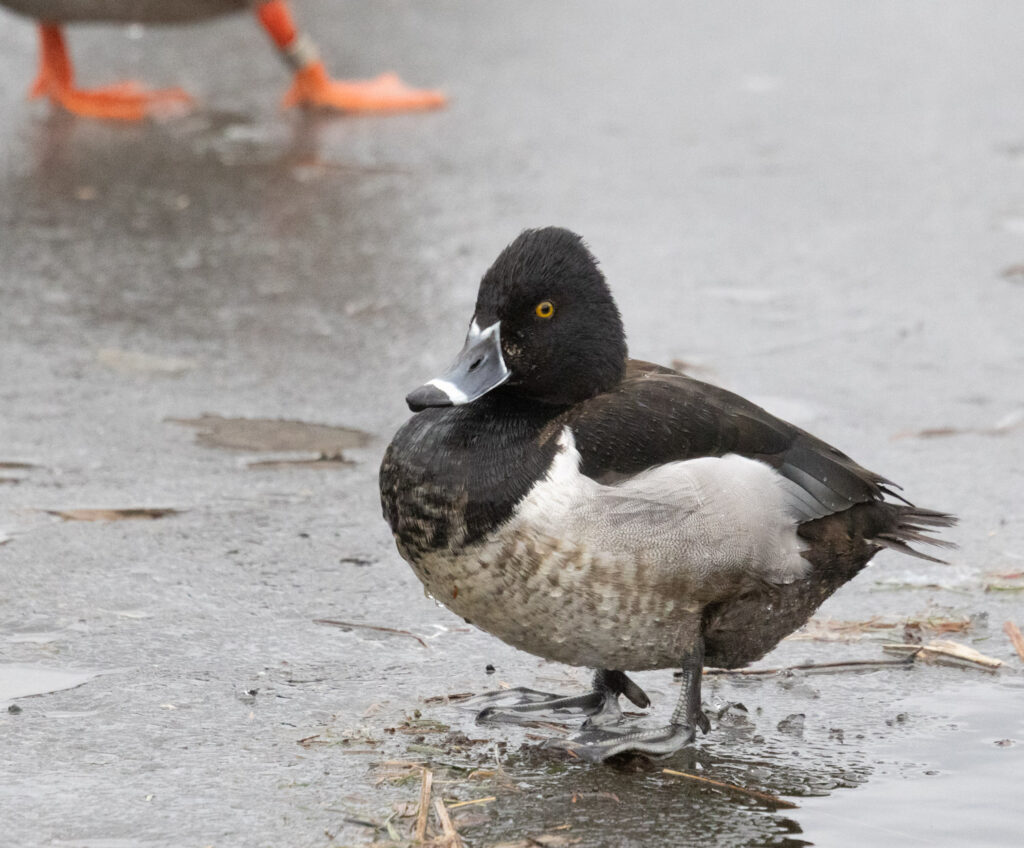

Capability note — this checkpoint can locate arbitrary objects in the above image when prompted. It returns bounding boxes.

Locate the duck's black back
[558,361,895,516]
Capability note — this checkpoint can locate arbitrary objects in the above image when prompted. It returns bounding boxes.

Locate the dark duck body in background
[1,1,444,120]
[380,227,956,762]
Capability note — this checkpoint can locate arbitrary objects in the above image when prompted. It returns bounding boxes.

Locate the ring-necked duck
[380,227,955,762]
[2,1,444,119]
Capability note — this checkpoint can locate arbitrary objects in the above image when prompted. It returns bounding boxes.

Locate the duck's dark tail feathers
[872,506,958,564]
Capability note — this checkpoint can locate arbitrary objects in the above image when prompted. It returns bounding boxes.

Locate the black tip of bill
[406,384,454,412]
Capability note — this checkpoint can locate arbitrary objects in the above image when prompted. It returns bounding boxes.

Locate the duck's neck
[380,396,567,557]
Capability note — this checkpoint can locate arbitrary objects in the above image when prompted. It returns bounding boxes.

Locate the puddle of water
[0,664,100,706]
[797,679,1024,845]
[169,415,371,455]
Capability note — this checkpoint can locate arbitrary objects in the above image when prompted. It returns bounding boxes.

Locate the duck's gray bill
[406,322,510,412]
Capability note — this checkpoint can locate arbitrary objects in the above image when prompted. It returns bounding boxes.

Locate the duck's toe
[469,686,615,726]
[557,723,698,763]
[283,62,445,112]
[35,79,192,121]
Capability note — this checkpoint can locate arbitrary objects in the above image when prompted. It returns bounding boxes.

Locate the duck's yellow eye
[535,300,555,319]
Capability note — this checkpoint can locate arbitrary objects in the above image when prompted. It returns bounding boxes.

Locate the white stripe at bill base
[426,378,470,404]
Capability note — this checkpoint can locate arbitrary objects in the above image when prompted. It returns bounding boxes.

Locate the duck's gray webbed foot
[559,640,707,762]
[560,722,698,762]
[470,669,649,728]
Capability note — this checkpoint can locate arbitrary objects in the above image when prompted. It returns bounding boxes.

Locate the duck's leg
[563,641,710,763]
[471,669,650,728]
[255,0,445,112]
[29,24,192,121]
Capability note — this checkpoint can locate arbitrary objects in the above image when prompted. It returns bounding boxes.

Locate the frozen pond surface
[1,1,1022,846]
[0,664,100,705]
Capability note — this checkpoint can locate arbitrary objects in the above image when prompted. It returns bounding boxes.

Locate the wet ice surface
[0,664,101,705]
[2,1,1024,846]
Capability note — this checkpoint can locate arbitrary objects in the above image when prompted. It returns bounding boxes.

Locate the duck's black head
[406,228,628,412]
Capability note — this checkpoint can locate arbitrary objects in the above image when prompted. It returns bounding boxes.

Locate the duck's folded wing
[587,454,815,586]
[561,360,898,520]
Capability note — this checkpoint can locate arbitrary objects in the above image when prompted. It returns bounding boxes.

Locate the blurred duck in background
[0,0,445,120]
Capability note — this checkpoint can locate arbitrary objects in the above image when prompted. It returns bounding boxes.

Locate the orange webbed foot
[283,61,445,113]
[32,79,193,121]
[30,24,192,121]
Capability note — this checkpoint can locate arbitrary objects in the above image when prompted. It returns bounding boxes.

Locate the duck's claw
[283,61,445,112]
[697,709,712,734]
[556,722,698,763]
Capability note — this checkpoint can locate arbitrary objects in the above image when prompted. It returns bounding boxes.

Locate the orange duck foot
[31,78,193,121]
[283,61,445,113]
[30,24,192,121]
